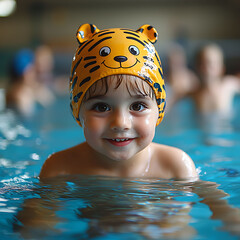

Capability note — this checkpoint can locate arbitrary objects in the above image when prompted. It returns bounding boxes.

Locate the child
[39,23,198,180]
[193,44,240,115]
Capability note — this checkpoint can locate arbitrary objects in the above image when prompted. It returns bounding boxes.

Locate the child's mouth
[107,138,134,146]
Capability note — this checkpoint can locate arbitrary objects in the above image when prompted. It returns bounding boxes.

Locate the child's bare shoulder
[39,143,84,179]
[152,143,198,179]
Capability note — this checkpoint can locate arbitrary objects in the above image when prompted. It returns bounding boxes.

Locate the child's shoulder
[39,143,85,179]
[151,143,198,179]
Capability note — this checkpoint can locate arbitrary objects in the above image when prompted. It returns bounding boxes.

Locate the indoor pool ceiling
[17,0,240,7]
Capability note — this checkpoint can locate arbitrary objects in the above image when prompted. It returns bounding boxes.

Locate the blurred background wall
[0,0,240,86]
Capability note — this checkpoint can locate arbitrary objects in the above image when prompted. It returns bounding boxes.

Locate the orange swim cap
[70,23,166,126]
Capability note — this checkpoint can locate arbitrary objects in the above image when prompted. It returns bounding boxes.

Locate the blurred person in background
[35,45,68,96]
[6,48,55,117]
[35,45,55,87]
[34,45,56,103]
[193,44,240,116]
[165,43,200,109]
[6,49,37,116]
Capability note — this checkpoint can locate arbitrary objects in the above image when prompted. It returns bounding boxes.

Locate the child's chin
[105,153,134,162]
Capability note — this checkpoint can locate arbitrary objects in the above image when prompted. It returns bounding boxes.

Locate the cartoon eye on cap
[129,45,139,55]
[99,47,111,56]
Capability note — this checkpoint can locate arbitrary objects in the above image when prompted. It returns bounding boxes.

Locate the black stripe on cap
[84,61,97,68]
[89,65,100,73]
[143,56,154,62]
[98,31,115,37]
[73,92,83,103]
[155,53,162,67]
[144,62,154,69]
[138,73,153,84]
[77,39,94,55]
[156,98,165,105]
[84,56,96,61]
[126,36,145,47]
[96,29,109,35]
[158,68,164,79]
[71,76,78,90]
[123,31,140,38]
[70,57,82,82]
[79,76,91,87]
[153,83,162,92]
[88,37,112,52]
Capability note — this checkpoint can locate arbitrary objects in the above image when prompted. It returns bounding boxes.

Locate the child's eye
[130,102,147,112]
[92,103,111,112]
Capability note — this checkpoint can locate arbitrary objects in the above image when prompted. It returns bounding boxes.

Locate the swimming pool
[0,96,240,240]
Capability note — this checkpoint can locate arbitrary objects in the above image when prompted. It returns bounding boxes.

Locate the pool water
[0,96,240,240]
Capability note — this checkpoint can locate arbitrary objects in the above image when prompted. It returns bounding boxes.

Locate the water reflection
[11,176,240,239]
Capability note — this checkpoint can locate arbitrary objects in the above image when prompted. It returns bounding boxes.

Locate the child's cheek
[134,113,157,136]
[83,115,105,133]
[143,108,158,126]
[83,117,103,145]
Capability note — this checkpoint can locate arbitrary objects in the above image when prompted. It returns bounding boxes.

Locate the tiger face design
[70,23,166,126]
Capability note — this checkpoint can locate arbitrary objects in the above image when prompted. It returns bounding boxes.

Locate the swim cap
[70,23,166,126]
[11,49,34,78]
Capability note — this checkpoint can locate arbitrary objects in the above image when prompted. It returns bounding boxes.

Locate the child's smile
[106,138,135,147]
[80,76,159,164]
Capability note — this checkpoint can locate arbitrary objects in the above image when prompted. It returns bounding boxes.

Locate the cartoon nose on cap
[114,56,128,63]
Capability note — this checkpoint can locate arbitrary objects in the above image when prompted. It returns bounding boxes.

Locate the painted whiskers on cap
[70,23,166,126]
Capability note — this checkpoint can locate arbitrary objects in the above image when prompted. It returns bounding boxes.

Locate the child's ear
[136,25,158,44]
[76,23,99,45]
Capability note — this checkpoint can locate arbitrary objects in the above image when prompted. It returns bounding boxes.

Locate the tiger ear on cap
[137,24,158,44]
[76,23,99,45]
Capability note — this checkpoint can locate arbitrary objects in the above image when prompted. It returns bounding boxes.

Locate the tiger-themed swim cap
[70,23,166,126]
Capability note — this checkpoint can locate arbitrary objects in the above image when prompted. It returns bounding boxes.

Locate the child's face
[80,75,159,162]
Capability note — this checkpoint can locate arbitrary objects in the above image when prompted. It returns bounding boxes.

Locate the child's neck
[86,143,152,177]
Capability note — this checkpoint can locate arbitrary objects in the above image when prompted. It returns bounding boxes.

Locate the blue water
[0,96,240,240]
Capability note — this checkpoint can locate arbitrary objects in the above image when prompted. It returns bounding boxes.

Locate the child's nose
[110,109,131,131]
